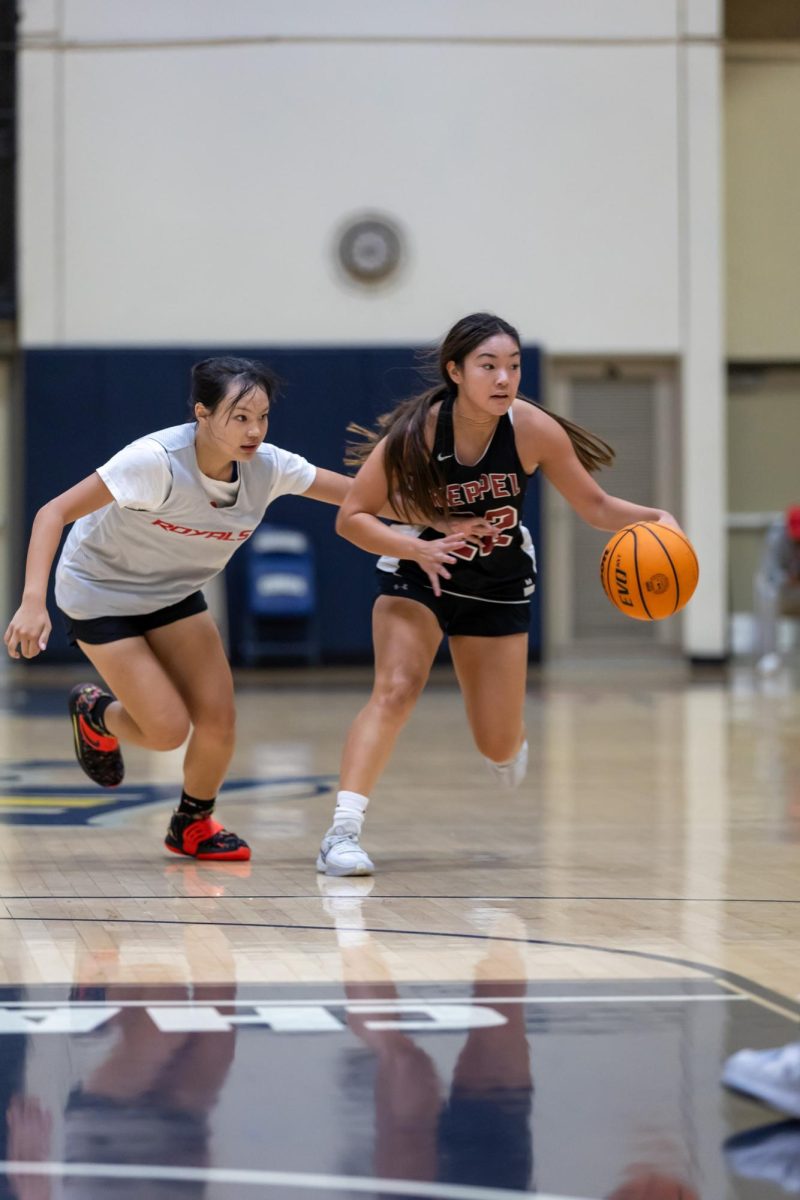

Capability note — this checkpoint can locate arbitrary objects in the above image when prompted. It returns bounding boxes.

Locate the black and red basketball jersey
[379,395,536,603]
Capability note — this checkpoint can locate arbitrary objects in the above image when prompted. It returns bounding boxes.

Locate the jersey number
[450,506,518,562]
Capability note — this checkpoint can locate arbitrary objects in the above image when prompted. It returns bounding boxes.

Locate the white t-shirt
[55,425,317,619]
[97,437,305,511]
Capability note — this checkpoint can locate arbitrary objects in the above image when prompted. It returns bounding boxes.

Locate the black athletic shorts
[375,570,530,638]
[61,590,208,646]
[437,1085,534,1188]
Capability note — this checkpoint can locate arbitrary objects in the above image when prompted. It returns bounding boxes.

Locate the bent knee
[148,717,191,752]
[372,671,428,717]
[137,701,192,751]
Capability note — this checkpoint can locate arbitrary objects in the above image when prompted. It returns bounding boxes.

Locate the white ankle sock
[331,789,369,833]
[484,740,529,791]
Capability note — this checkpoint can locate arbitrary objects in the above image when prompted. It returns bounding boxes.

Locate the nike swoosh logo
[437,453,454,461]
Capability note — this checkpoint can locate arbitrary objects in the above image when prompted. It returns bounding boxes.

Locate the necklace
[452,405,497,428]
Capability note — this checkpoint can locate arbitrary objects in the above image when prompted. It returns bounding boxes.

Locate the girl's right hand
[4,602,52,659]
[430,515,499,546]
[411,534,468,597]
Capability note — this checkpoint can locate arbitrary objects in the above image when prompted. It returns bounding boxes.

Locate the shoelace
[326,826,360,847]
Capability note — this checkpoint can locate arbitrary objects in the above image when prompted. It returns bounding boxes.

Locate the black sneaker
[165,811,251,861]
[68,683,124,788]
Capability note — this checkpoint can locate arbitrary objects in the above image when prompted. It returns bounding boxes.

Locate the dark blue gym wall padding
[22,346,542,662]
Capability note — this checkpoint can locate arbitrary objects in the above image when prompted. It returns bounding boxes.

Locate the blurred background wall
[726,31,800,649]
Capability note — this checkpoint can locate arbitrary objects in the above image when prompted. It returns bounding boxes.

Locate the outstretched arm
[302,465,494,540]
[515,403,682,533]
[301,468,352,506]
[301,468,415,521]
[4,473,115,659]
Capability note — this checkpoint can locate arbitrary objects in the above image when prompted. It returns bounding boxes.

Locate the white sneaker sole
[316,853,375,878]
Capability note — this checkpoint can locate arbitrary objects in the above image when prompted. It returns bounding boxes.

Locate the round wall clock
[336,215,404,284]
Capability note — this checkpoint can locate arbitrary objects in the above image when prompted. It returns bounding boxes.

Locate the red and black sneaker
[165,812,251,862]
[68,683,124,788]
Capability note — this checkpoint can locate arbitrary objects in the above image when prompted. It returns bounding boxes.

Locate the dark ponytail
[346,383,452,523]
[346,313,615,524]
[519,398,615,473]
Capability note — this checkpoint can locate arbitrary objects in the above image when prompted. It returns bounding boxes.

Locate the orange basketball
[600,522,699,621]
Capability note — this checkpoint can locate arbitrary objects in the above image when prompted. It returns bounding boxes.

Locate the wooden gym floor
[0,658,797,1199]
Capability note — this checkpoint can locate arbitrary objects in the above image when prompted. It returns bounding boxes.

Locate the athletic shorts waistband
[61,591,208,646]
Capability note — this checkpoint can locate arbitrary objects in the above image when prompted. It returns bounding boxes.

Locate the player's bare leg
[317,596,442,876]
[449,632,529,789]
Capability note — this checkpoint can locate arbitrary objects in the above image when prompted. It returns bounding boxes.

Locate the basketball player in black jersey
[316,313,682,876]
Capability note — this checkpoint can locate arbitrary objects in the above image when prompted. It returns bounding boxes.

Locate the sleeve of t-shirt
[260,444,317,503]
[96,439,173,511]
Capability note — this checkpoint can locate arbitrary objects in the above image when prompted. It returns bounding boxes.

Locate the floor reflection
[321,879,708,1199]
[322,878,535,1191]
[724,1119,800,1193]
[2,938,238,1200]
[0,888,797,1198]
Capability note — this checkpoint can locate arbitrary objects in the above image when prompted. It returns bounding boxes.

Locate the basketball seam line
[640,523,681,615]
[633,520,699,572]
[631,529,654,620]
[602,528,629,602]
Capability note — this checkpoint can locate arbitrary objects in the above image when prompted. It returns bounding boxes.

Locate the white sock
[484,740,529,791]
[331,789,369,833]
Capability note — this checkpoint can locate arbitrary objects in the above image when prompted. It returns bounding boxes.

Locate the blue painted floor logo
[0,760,336,825]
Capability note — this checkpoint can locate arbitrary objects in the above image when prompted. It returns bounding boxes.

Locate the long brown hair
[346,312,615,524]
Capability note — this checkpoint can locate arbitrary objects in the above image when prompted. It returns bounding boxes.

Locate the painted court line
[0,1161,591,1200]
[0,992,745,1008]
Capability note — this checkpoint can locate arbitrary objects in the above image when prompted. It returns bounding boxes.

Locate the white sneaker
[722,1042,800,1119]
[316,821,375,877]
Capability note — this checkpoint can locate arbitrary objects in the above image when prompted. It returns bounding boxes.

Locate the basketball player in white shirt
[4,357,444,861]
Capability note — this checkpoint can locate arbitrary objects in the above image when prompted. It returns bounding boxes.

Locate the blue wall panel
[22,346,542,663]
